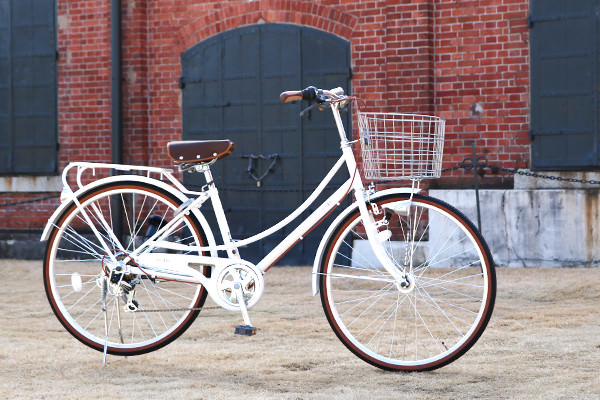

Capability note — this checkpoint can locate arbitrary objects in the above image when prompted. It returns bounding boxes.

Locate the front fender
[311,188,419,296]
[40,175,217,256]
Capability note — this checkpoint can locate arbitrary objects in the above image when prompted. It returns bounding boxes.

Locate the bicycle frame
[130,101,404,280]
[43,99,407,314]
[138,156,354,269]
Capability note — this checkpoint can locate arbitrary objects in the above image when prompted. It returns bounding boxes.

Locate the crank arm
[233,281,257,336]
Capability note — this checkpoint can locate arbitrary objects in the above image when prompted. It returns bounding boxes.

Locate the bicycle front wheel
[43,180,210,356]
[318,193,495,371]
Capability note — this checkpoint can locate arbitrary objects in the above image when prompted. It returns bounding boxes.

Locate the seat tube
[201,166,240,259]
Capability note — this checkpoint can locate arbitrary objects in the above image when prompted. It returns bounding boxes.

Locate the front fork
[333,99,415,289]
[355,183,415,290]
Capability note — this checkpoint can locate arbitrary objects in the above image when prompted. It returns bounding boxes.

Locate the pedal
[234,325,257,336]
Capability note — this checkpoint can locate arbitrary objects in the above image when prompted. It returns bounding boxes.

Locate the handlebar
[279,86,345,103]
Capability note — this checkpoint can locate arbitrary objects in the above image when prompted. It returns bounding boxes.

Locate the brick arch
[175,0,357,54]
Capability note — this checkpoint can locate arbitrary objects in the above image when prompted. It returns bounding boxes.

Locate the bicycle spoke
[319,194,494,371]
[44,182,209,355]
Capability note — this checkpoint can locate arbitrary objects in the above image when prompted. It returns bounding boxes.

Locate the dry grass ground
[1,260,598,399]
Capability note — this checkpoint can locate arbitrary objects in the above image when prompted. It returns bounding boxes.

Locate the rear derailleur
[99,255,147,312]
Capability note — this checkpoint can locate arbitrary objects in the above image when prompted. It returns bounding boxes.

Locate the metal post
[111,0,123,243]
[472,142,482,232]
[111,0,122,165]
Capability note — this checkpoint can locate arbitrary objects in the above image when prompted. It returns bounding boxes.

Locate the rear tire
[43,181,210,356]
[318,193,496,371]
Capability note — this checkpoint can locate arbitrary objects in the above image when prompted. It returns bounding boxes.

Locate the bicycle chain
[137,305,220,313]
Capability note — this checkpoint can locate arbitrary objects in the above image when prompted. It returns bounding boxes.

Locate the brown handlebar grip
[280,90,303,103]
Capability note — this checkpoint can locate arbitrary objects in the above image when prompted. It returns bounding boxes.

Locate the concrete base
[430,189,600,267]
[4,187,600,267]
[0,231,45,259]
[0,176,60,192]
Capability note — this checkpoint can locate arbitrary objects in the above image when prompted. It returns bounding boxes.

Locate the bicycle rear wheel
[318,193,495,371]
[43,180,209,356]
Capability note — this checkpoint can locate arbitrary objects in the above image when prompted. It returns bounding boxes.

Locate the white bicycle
[41,86,496,371]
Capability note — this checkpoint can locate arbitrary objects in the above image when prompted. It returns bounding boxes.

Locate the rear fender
[40,175,217,256]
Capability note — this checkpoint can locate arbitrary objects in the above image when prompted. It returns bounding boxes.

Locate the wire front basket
[358,112,446,181]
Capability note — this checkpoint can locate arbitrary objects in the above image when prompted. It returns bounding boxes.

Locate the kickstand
[233,282,256,336]
[101,278,109,365]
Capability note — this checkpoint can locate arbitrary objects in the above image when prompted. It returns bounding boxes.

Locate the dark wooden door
[529,0,599,170]
[181,24,351,265]
[0,0,57,174]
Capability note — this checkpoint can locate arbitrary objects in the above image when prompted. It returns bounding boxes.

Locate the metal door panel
[530,0,598,170]
[181,24,350,264]
[1,0,56,174]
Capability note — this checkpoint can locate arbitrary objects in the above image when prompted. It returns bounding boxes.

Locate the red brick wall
[0,194,59,230]
[1,0,530,232]
[54,0,531,173]
[126,0,530,175]
[122,0,150,167]
[57,0,112,166]
[435,0,530,185]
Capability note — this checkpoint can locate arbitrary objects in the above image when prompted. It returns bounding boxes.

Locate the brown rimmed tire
[318,193,496,371]
[43,180,210,356]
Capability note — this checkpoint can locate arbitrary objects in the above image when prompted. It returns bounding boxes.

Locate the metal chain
[443,160,600,185]
[441,165,464,173]
[4,163,600,209]
[487,165,600,185]
[0,193,59,208]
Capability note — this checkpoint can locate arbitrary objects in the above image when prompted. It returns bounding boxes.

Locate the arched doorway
[180,24,351,265]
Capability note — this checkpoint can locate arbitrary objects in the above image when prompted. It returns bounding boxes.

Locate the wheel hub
[99,252,142,311]
[396,272,416,293]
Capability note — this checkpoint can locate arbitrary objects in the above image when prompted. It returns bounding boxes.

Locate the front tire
[318,193,496,371]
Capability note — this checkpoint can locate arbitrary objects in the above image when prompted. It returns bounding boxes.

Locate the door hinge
[178,76,185,89]
[529,129,535,142]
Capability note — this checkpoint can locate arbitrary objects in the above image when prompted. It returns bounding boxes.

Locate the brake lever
[339,98,351,113]
[299,102,329,118]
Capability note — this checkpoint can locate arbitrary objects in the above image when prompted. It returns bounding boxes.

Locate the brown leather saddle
[167,140,235,164]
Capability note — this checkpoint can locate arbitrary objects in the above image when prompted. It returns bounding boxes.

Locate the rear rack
[60,162,197,196]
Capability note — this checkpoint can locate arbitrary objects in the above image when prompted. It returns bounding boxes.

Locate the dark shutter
[530,0,599,170]
[181,24,351,265]
[0,0,57,174]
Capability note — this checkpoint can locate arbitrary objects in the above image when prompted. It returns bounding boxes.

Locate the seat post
[197,163,214,184]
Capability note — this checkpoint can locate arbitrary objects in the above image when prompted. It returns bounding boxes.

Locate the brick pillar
[383,0,435,114]
[435,0,530,185]
[57,0,112,167]
[122,0,149,166]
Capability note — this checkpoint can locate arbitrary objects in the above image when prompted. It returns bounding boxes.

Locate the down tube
[256,177,354,272]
